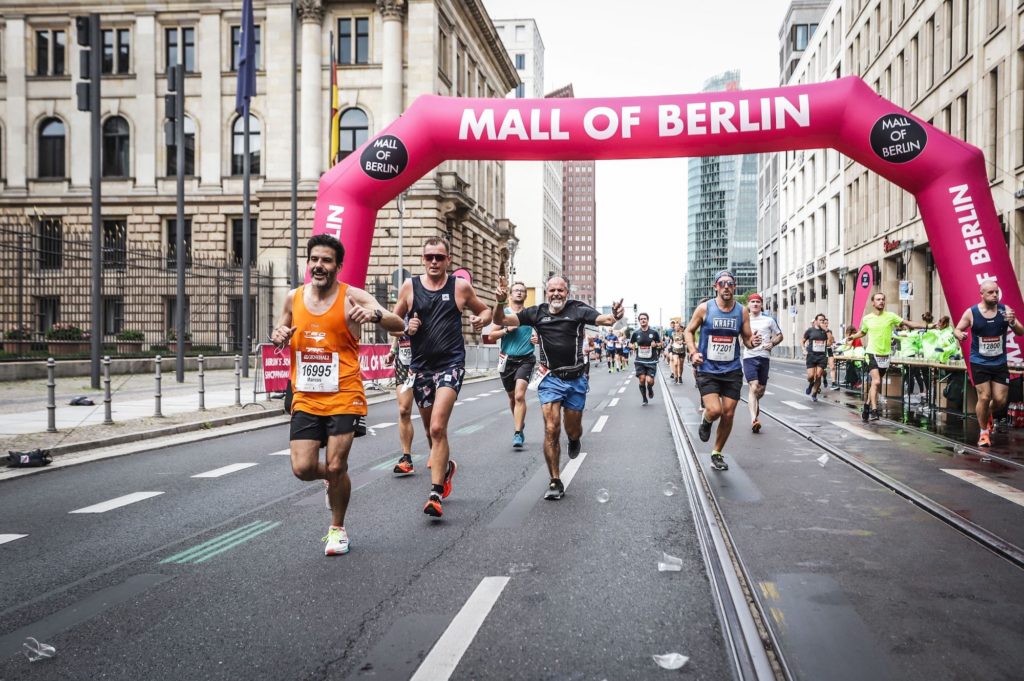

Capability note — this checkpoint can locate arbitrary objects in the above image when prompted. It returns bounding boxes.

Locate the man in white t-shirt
[741,294,783,433]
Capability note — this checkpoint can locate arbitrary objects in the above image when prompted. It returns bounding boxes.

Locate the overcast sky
[482,0,793,324]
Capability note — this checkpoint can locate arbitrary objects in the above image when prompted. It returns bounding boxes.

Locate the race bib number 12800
[296,351,339,392]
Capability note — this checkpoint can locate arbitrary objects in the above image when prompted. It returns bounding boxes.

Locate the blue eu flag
[235,0,256,115]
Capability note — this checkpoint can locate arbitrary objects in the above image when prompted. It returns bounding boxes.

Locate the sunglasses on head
[423,253,447,262]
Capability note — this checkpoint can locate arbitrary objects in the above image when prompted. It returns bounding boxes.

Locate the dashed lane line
[941,469,1024,508]
[410,576,511,681]
[609,398,620,407]
[268,449,291,456]
[191,463,259,478]
[560,451,588,489]
[781,400,811,411]
[831,421,890,441]
[0,534,27,546]
[70,491,164,514]
[592,415,609,433]
[371,422,396,429]
[617,387,626,394]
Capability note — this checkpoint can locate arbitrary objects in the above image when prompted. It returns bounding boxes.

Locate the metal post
[175,63,186,383]
[46,357,57,433]
[198,354,206,411]
[234,354,242,406]
[154,355,163,417]
[242,111,252,378]
[102,355,113,424]
[398,191,406,292]
[290,0,299,287]
[17,235,24,337]
[89,14,102,390]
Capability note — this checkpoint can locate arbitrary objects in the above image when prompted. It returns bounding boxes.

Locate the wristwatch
[373,309,383,323]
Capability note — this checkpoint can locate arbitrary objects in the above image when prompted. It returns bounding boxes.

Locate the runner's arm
[594,298,625,326]
[682,307,704,357]
[271,289,296,346]
[1003,306,1024,335]
[740,307,757,349]
[900,317,928,330]
[392,279,413,320]
[347,285,405,332]
[458,280,493,330]
[952,308,973,341]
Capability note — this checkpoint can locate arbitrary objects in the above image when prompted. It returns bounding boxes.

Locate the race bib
[527,364,550,391]
[672,341,685,351]
[707,335,737,362]
[639,346,653,359]
[979,336,1002,357]
[296,351,338,392]
[398,339,412,366]
[812,339,826,353]
[399,373,415,394]
[873,354,891,369]
[497,352,508,372]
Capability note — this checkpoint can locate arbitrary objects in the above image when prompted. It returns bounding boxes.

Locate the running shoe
[805,383,813,395]
[423,494,443,517]
[648,385,654,399]
[442,460,457,499]
[567,438,582,459]
[512,431,525,449]
[978,431,992,447]
[870,409,880,421]
[861,404,870,422]
[543,479,565,500]
[393,454,414,476]
[322,526,350,555]
[812,393,818,402]
[698,417,712,443]
[751,419,762,434]
[710,452,729,471]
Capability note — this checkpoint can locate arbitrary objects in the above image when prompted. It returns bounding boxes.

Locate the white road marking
[831,421,890,441]
[463,398,478,402]
[454,402,463,406]
[592,415,609,433]
[560,451,589,488]
[70,491,164,514]
[0,534,27,545]
[192,463,259,478]
[776,384,810,397]
[371,422,396,429]
[412,415,421,419]
[764,391,775,395]
[609,398,620,407]
[617,387,626,394]
[410,576,511,681]
[268,449,291,456]
[941,469,1024,508]
[781,400,811,411]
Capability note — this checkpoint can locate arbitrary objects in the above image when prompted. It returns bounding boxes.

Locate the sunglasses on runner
[423,253,447,262]
[717,280,736,288]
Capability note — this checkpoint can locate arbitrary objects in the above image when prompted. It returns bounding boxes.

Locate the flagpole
[242,103,251,378]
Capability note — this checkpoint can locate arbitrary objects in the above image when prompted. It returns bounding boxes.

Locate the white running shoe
[323,526,350,555]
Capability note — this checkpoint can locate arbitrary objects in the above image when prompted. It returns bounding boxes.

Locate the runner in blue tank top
[489,280,536,450]
[953,279,1024,447]
[393,237,492,520]
[683,270,761,471]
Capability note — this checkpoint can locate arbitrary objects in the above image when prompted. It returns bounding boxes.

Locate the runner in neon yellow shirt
[849,292,927,422]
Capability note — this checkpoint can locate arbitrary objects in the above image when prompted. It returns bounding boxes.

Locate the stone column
[377,0,405,127]
[298,0,324,182]
[133,15,157,188]
[5,17,27,189]
[198,11,222,188]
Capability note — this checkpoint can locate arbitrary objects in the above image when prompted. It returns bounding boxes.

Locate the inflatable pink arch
[313,76,1022,364]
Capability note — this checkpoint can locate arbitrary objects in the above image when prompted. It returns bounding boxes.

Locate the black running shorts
[635,363,658,378]
[970,362,1010,386]
[500,354,536,392]
[866,353,891,377]
[290,411,367,445]
[805,353,827,369]
[695,369,744,401]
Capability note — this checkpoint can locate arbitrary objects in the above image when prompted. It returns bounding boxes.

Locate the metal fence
[0,218,273,359]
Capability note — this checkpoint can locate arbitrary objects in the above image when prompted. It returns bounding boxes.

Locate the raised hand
[1004,307,1016,326]
[406,312,421,336]
[495,276,509,303]
[611,298,624,319]
[349,303,377,324]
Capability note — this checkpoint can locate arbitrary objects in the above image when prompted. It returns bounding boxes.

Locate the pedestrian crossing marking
[941,469,1024,508]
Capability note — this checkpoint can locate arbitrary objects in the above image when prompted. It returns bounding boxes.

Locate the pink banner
[359,344,395,381]
[261,345,291,393]
[312,77,1022,364]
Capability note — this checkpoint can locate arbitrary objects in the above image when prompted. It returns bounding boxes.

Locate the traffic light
[75,16,99,112]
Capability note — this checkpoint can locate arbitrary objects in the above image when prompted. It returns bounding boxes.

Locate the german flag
[328,33,341,167]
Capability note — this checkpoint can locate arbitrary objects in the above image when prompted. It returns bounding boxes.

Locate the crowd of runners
[272,236,1021,556]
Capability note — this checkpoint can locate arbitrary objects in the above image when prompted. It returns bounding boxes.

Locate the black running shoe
[648,385,654,399]
[861,404,870,422]
[805,383,813,395]
[870,409,880,421]
[567,438,582,459]
[710,452,729,471]
[543,479,565,500]
[698,418,712,443]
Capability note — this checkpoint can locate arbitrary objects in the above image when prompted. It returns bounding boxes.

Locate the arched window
[338,108,368,161]
[231,115,261,175]
[166,116,196,176]
[38,118,66,178]
[102,116,130,177]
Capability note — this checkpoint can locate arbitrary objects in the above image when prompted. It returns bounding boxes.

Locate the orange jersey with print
[289,284,366,416]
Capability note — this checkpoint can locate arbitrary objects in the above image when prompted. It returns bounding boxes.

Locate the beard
[311,268,333,288]
[548,298,566,314]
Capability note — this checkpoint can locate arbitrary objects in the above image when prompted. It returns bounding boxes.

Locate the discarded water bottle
[652,653,689,670]
[663,481,678,497]
[22,637,55,662]
[658,551,683,572]
[596,488,610,504]
[817,453,830,467]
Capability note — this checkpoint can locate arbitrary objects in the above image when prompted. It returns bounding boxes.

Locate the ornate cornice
[296,0,324,24]
[376,0,406,21]
[462,0,519,93]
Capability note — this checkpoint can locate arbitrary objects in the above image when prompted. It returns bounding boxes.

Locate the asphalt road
[0,370,729,681]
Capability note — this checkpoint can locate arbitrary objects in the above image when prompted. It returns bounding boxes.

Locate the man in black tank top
[393,238,491,519]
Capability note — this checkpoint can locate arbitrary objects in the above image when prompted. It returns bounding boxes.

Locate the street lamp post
[397,191,407,293]
[506,238,518,281]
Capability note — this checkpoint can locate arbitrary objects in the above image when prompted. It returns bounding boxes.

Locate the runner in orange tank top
[271,235,404,556]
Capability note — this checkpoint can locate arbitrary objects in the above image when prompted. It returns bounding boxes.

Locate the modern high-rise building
[494,18,562,298]
[685,71,758,312]
[548,83,597,308]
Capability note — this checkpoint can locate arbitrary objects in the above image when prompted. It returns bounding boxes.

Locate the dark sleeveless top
[410,275,465,373]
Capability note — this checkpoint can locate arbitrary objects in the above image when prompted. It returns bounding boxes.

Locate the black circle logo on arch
[360,135,409,180]
[870,114,927,164]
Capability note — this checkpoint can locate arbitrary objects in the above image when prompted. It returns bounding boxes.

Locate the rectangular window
[515,53,525,69]
[923,20,934,91]
[794,24,809,51]
[165,296,191,336]
[102,219,127,270]
[38,218,62,270]
[958,0,970,60]
[231,24,262,71]
[37,297,60,334]
[986,0,1002,33]
[355,17,369,63]
[438,26,450,76]
[338,17,369,65]
[987,66,1000,179]
[230,218,258,266]
[942,1,953,74]
[102,296,124,335]
[165,218,192,269]
[165,27,195,72]
[515,83,525,98]
[339,18,352,64]
[35,29,65,76]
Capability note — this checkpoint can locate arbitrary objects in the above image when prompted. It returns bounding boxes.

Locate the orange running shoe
[978,432,992,447]
[752,419,762,434]
[393,455,414,476]
[442,460,457,499]
[423,495,443,517]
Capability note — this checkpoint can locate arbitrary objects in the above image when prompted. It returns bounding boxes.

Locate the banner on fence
[262,344,395,389]
[359,344,395,380]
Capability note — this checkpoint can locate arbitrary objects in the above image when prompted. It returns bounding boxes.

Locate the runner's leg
[541,401,564,478]
[514,378,529,432]
[426,387,458,488]
[748,380,761,422]
[290,440,323,481]
[714,396,738,452]
[325,432,355,527]
[397,387,414,456]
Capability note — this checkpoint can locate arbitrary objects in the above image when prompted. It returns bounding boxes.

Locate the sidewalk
[0,368,496,457]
